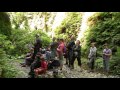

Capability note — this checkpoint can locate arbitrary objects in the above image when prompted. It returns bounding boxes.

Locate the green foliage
[8,12,55,32]
[1,63,18,78]
[9,29,51,55]
[95,58,103,69]
[0,12,53,78]
[109,47,120,75]
[54,12,82,42]
[1,12,120,77]
[0,34,13,55]
[0,12,11,37]
[84,12,120,50]
[8,12,29,29]
[0,56,19,78]
[82,12,120,76]
[0,49,5,59]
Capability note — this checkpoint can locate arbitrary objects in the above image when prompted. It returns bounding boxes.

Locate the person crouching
[34,55,48,77]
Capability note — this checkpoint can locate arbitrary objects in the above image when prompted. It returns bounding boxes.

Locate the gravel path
[13,60,119,78]
[61,65,119,78]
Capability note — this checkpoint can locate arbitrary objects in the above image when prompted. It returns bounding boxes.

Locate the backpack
[63,46,67,53]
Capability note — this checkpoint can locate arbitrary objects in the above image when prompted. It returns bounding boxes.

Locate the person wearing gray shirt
[88,42,97,72]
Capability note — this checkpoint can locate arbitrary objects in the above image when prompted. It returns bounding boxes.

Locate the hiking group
[21,34,112,78]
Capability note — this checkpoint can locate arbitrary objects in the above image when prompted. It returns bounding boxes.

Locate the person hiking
[57,39,65,70]
[50,37,58,59]
[21,47,34,67]
[67,35,75,67]
[32,35,42,61]
[34,55,48,78]
[88,42,97,72]
[45,45,51,61]
[71,40,82,71]
[103,43,112,73]
[29,52,42,78]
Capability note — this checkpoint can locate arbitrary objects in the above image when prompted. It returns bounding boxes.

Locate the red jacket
[41,60,47,70]
[57,42,65,56]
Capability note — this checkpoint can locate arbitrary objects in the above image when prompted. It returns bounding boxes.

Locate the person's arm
[30,54,33,58]
[103,49,106,55]
[67,42,71,49]
[88,48,92,58]
[57,45,64,52]
[75,45,80,52]
[57,46,61,52]
[72,45,76,51]
[105,50,112,56]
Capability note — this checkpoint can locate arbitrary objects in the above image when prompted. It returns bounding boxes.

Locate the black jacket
[72,45,81,57]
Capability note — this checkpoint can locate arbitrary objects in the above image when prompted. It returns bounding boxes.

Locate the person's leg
[89,58,94,72]
[29,63,35,78]
[66,52,69,65]
[77,56,81,67]
[89,58,92,70]
[34,69,39,77]
[67,51,70,67]
[71,56,76,69]
[29,60,40,78]
[51,50,54,59]
[54,49,57,58]
[69,51,73,67]
[106,60,109,72]
[66,57,68,65]
[91,59,95,71]
[103,60,106,71]
[59,55,64,70]
[51,49,56,59]
[25,58,33,66]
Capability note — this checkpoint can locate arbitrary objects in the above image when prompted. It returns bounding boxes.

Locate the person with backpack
[103,43,112,73]
[88,42,97,72]
[57,39,65,70]
[71,40,82,70]
[67,35,75,67]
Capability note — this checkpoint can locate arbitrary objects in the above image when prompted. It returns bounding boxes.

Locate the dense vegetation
[54,12,82,42]
[0,12,51,78]
[81,12,120,75]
